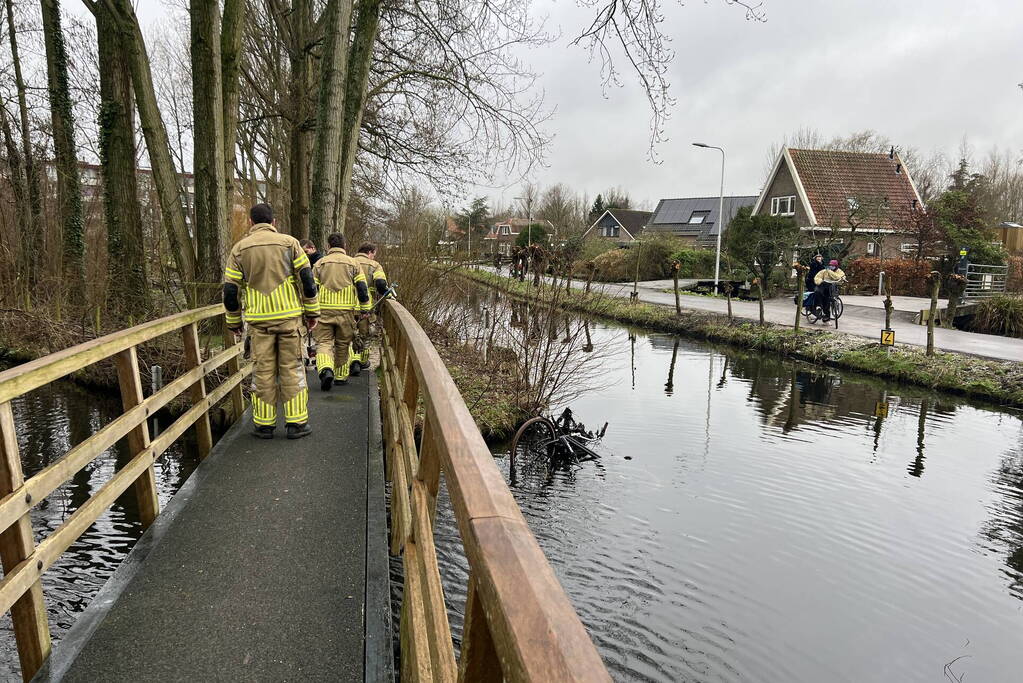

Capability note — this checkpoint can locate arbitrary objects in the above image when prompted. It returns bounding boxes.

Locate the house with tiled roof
[644,196,757,247]
[581,208,654,242]
[753,147,925,258]
[482,217,556,255]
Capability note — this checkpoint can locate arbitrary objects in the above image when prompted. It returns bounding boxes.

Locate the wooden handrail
[0,305,248,681]
[378,299,609,682]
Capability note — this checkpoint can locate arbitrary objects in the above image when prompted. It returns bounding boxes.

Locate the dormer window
[770,196,796,216]
[847,197,860,212]
[688,210,710,224]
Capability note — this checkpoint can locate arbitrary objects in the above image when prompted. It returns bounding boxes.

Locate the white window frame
[866,242,877,255]
[602,225,620,238]
[499,225,510,235]
[688,211,710,224]
[770,196,796,216]
[900,242,917,254]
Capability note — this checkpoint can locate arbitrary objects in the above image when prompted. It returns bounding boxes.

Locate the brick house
[580,208,654,242]
[753,147,925,259]
[643,196,756,247]
[482,217,555,256]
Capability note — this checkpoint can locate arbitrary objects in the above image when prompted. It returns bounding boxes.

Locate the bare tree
[40,0,85,288]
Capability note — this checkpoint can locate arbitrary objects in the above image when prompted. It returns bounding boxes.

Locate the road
[482,268,1023,362]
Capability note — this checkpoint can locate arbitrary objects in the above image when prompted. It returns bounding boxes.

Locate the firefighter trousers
[313,310,357,380]
[248,317,309,426]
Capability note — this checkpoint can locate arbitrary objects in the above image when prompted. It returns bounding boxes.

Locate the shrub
[846,257,933,296]
[972,294,1023,338]
[514,223,549,247]
[1007,256,1023,293]
[669,248,717,278]
[588,238,675,282]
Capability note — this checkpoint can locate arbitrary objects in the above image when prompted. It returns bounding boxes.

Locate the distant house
[581,209,654,242]
[482,217,555,255]
[643,196,756,247]
[753,147,925,258]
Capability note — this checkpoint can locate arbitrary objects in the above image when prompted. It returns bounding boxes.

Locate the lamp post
[693,142,725,289]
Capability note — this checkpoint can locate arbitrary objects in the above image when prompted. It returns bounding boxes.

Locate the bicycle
[803,283,844,328]
[509,407,607,468]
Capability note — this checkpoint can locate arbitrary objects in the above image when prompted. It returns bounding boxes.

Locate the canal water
[424,295,1023,682]
[0,381,204,680]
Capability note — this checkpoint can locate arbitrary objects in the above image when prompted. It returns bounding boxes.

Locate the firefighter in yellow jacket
[312,233,369,390]
[352,242,389,374]
[223,203,319,439]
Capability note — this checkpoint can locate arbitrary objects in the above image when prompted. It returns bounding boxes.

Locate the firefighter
[223,203,319,439]
[312,233,369,391]
[352,242,389,374]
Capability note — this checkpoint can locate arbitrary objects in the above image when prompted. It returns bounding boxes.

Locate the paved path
[484,268,1023,362]
[36,366,390,682]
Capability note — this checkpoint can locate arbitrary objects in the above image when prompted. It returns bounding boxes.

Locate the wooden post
[457,573,501,682]
[182,322,214,458]
[672,261,681,315]
[0,402,51,681]
[223,319,244,419]
[793,264,808,335]
[113,347,161,528]
[926,271,940,357]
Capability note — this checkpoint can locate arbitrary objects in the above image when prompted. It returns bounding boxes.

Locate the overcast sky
[65,0,1023,212]
[489,0,1023,211]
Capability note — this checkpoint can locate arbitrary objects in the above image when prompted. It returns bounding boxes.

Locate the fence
[378,299,609,681]
[0,306,247,681]
[963,263,1008,300]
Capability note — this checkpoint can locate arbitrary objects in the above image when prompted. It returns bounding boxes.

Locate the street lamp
[514,195,533,247]
[693,142,725,289]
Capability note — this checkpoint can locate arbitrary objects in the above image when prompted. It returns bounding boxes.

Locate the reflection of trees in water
[437,284,613,417]
[979,439,1023,600]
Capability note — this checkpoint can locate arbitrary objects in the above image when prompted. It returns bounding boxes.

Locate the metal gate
[963,263,1008,300]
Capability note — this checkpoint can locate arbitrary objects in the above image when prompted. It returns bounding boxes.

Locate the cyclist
[813,259,846,322]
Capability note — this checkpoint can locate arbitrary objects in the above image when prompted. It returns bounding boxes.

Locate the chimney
[895,163,902,174]
[889,146,895,159]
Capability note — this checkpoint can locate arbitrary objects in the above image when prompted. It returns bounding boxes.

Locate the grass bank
[461,269,1023,409]
[424,323,527,440]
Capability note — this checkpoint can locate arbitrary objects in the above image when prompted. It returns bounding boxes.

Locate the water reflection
[1,382,204,680]
[425,306,1023,682]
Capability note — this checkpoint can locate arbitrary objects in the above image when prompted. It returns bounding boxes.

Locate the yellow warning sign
[880,329,895,346]
[874,402,889,418]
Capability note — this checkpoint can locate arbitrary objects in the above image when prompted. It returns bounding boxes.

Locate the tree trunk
[220,0,244,232]
[5,0,44,288]
[672,264,681,315]
[926,272,939,356]
[0,106,29,287]
[108,0,197,299]
[724,283,733,321]
[333,0,381,234]
[191,0,229,304]
[41,0,85,290]
[883,278,894,329]
[96,1,149,313]
[308,0,354,247]
[793,286,801,333]
[757,279,765,326]
[285,0,313,239]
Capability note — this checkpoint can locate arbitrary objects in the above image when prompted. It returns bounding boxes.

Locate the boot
[286,422,312,440]
[349,360,362,377]
[252,425,275,439]
[319,367,334,391]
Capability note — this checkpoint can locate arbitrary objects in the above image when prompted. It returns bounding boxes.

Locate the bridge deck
[34,367,390,682]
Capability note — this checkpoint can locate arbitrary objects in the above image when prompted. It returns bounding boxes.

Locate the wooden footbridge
[0,302,608,681]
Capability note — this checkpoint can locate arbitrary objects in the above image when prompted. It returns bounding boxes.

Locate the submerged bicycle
[509,407,608,468]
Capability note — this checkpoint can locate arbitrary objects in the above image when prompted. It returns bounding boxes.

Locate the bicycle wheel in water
[510,416,557,467]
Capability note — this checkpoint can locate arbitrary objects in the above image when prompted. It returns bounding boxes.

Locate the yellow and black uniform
[353,253,388,367]
[312,248,368,382]
[223,223,319,428]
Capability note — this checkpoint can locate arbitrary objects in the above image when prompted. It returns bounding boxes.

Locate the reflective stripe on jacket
[313,248,367,311]
[223,223,319,323]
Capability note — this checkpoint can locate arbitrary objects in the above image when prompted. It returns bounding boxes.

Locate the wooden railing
[378,300,610,681]
[0,305,249,681]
